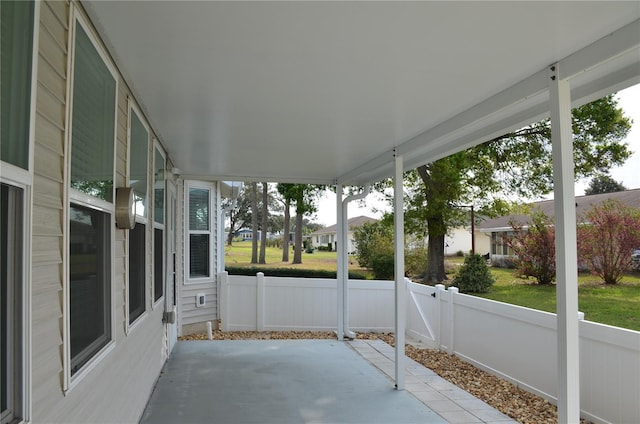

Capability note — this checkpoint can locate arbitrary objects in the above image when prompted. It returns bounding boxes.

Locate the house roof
[82,2,640,185]
[478,188,640,231]
[311,216,379,236]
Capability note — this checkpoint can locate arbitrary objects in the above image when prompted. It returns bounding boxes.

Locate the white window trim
[184,180,216,285]
[63,6,119,392]
[152,142,166,306]
[0,2,39,420]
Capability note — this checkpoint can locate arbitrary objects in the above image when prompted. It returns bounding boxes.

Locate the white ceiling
[82,1,640,185]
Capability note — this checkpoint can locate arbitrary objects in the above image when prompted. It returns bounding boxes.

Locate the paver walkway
[349,339,517,424]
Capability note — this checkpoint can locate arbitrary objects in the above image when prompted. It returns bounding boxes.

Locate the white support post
[435,284,445,350]
[336,183,345,341]
[256,272,265,331]
[549,63,580,424]
[447,287,458,355]
[219,271,229,331]
[393,152,406,390]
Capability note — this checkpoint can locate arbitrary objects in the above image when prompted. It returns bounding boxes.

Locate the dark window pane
[1,183,24,418]
[189,234,209,278]
[188,188,208,231]
[1,0,34,170]
[70,24,116,202]
[154,229,163,301]
[69,204,111,375]
[128,223,145,324]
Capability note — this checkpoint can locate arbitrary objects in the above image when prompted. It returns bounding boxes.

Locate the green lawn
[225,241,368,273]
[225,242,640,331]
[475,267,640,331]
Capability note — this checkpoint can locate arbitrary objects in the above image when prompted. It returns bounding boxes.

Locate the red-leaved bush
[507,212,556,285]
[577,200,640,284]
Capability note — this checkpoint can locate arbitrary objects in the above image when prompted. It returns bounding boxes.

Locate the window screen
[188,187,210,279]
[69,204,111,376]
[128,223,146,324]
[70,24,116,202]
[154,148,165,224]
[1,0,34,169]
[130,111,148,216]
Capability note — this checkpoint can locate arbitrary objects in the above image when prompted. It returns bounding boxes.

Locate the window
[1,184,24,424]
[128,223,146,324]
[154,228,163,302]
[1,0,34,170]
[68,17,116,378]
[127,107,148,325]
[130,110,148,216]
[153,147,165,301]
[187,185,212,279]
[69,205,111,375]
[70,23,116,202]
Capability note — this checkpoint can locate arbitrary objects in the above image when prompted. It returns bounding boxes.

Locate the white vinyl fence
[219,272,640,424]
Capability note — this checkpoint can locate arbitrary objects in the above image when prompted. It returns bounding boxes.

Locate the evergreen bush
[451,254,495,293]
[225,266,367,280]
[371,254,394,280]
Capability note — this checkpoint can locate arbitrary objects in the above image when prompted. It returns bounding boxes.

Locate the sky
[313,84,640,227]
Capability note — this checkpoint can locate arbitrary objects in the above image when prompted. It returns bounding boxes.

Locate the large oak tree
[404,95,632,282]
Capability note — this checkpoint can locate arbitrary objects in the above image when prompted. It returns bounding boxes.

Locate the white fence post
[219,272,229,331]
[435,284,445,350]
[448,287,459,355]
[256,272,265,331]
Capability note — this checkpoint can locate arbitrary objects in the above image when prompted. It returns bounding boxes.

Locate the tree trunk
[282,198,290,262]
[226,212,235,246]
[259,182,268,264]
[251,182,258,264]
[423,216,448,283]
[293,209,303,264]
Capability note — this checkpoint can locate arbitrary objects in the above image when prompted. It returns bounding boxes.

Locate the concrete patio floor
[140,339,516,424]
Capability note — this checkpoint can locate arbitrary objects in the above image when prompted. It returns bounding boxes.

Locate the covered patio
[81,3,639,421]
[141,339,515,424]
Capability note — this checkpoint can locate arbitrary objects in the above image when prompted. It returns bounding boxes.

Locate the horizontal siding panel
[33,377,64,417]
[33,176,63,209]
[38,25,67,79]
[32,236,62,265]
[38,58,66,103]
[35,111,65,152]
[40,3,67,53]
[32,204,62,236]
[34,145,64,182]
[32,263,62,289]
[45,0,68,31]
[36,84,65,130]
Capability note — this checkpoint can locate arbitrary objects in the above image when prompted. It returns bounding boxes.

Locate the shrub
[371,254,394,280]
[353,221,393,269]
[507,211,556,284]
[577,200,640,284]
[451,254,495,293]
[225,266,368,279]
[405,246,428,278]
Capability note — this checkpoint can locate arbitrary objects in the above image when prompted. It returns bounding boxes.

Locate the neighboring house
[444,227,491,256]
[235,228,255,241]
[478,189,640,263]
[311,216,378,253]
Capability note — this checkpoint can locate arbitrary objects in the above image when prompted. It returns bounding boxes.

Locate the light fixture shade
[115,187,136,229]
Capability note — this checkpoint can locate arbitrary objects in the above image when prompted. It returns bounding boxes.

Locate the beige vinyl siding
[29,2,166,422]
[180,181,219,329]
[31,1,68,419]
